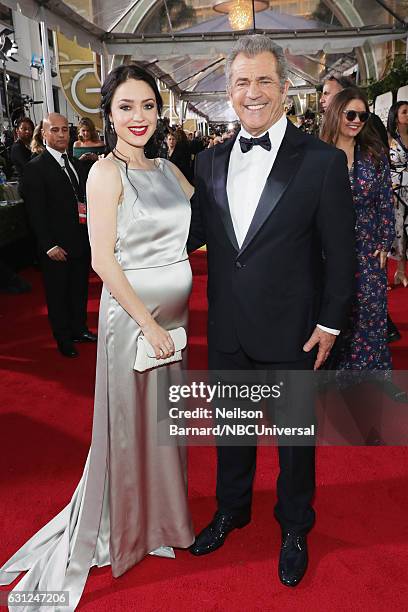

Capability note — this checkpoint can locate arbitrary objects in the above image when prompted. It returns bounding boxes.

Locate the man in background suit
[188,35,355,586]
[22,113,96,357]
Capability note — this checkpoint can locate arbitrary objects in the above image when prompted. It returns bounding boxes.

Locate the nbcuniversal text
[167,421,315,438]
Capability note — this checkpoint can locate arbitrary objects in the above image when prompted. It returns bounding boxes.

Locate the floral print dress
[336,149,395,372]
[390,135,408,259]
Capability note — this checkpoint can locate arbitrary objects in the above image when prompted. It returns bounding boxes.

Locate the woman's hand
[141,319,175,359]
[80,152,98,162]
[373,249,388,269]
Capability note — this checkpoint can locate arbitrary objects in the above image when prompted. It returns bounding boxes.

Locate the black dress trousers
[208,344,316,536]
[40,249,90,343]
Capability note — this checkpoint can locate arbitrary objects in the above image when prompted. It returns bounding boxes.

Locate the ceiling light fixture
[213,0,268,31]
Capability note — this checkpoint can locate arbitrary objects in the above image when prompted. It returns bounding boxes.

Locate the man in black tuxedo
[22,113,96,357]
[188,35,355,586]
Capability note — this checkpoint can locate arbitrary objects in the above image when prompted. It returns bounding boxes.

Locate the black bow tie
[239,132,271,153]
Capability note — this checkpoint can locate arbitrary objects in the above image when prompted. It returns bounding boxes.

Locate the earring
[110,121,115,132]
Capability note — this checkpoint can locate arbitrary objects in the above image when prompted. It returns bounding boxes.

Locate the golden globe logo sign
[55,32,102,129]
[71,67,101,115]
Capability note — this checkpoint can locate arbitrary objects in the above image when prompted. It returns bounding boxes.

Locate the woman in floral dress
[321,88,395,373]
[388,101,408,286]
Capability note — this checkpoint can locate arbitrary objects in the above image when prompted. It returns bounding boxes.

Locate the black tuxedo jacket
[169,144,193,182]
[188,121,356,362]
[10,139,32,181]
[22,150,90,258]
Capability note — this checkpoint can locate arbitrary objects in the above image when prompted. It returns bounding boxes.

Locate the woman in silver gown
[0,65,195,610]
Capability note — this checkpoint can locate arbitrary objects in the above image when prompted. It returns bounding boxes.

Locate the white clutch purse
[134,327,187,372]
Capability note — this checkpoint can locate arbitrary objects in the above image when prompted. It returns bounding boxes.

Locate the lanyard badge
[77,200,87,224]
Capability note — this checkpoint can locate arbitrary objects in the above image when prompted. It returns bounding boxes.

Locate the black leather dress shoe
[278,532,308,587]
[189,510,250,556]
[72,330,97,343]
[57,341,79,358]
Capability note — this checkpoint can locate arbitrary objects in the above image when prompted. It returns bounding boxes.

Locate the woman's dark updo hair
[101,64,163,152]
[387,100,408,140]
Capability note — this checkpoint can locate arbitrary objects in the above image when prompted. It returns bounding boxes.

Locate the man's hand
[303,326,337,370]
[47,246,68,261]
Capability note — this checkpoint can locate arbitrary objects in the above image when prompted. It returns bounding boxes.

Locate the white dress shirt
[226,114,339,336]
[45,145,80,255]
[227,113,287,249]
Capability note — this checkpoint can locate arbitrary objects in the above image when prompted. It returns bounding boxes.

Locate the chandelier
[213,1,269,31]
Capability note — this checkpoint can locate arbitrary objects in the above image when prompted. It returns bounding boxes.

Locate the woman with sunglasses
[321,88,395,379]
[387,101,408,287]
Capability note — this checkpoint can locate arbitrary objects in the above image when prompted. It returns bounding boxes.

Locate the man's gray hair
[225,34,288,90]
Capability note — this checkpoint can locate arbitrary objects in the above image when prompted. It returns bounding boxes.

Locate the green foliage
[365,56,408,104]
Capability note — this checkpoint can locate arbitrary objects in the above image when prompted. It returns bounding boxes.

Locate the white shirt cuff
[46,245,59,254]
[317,324,340,336]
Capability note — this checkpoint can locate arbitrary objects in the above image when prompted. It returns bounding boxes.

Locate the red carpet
[1,252,408,611]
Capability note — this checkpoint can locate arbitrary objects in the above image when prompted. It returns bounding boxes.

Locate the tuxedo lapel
[239,122,305,256]
[42,149,76,196]
[212,137,239,252]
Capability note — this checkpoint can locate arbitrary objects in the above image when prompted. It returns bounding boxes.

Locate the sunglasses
[342,110,370,123]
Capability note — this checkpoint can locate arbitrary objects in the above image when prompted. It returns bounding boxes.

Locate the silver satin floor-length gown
[0,157,195,610]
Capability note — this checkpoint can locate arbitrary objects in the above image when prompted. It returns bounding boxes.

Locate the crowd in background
[0,86,406,190]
